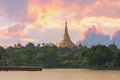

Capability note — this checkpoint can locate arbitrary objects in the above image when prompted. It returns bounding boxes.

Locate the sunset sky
[0,0,120,47]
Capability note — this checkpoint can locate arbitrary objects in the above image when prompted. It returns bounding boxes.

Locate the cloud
[0,24,28,47]
[0,0,29,22]
[27,0,81,30]
[113,30,120,47]
[21,38,39,43]
[70,0,120,22]
[0,24,27,39]
[81,26,111,47]
[0,0,120,47]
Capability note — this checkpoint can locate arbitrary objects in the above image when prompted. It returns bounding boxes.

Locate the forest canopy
[0,43,120,69]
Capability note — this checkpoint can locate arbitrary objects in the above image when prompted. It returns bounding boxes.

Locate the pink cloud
[81,26,110,47]
[0,24,28,39]
[82,26,103,40]
[0,0,120,47]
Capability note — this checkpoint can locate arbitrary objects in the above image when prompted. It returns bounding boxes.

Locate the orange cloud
[1,0,120,47]
[0,24,27,39]
[0,26,9,39]
[28,0,63,29]
[27,0,81,31]
[27,0,120,42]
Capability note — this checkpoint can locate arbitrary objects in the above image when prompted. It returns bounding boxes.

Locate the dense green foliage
[0,43,120,69]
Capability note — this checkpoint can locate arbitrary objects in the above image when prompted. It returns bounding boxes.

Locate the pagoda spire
[65,21,68,33]
[59,21,76,48]
[63,21,70,40]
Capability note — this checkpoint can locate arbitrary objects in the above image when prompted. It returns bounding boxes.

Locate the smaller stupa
[59,22,76,48]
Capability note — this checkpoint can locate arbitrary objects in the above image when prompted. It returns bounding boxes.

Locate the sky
[0,0,120,47]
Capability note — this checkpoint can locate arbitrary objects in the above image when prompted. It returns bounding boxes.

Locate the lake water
[0,69,120,80]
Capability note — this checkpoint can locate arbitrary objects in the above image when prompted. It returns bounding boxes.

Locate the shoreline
[43,68,120,70]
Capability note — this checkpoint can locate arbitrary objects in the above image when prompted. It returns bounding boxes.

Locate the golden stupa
[59,22,76,48]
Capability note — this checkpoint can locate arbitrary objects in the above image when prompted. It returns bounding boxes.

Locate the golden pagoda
[59,22,76,48]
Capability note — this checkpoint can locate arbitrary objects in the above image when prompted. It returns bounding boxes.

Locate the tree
[37,44,41,47]
[109,44,117,50]
[16,43,22,48]
[112,49,120,67]
[26,42,35,49]
[35,46,58,68]
[0,46,6,66]
[78,45,113,68]
[0,46,5,54]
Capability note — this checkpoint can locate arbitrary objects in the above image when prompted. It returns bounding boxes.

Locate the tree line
[0,42,120,69]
